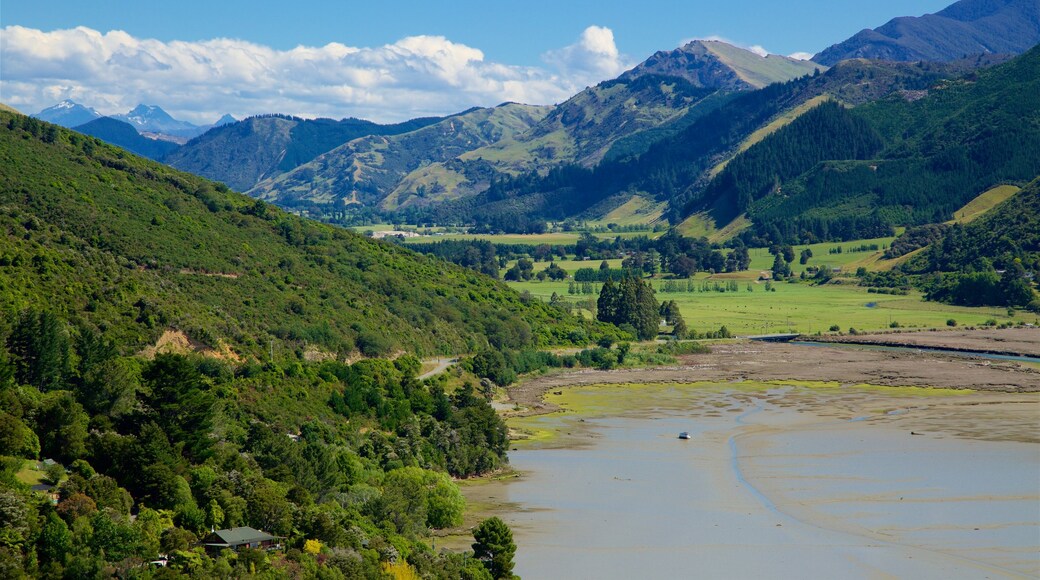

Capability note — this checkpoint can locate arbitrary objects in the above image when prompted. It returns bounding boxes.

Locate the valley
[3,0,1040,578]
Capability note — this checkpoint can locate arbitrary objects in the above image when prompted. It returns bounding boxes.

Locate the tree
[37,391,89,463]
[672,317,689,339]
[8,309,71,391]
[799,248,813,265]
[596,279,619,325]
[472,517,516,579]
[771,254,791,280]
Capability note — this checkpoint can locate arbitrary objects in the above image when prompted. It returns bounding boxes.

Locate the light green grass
[746,235,899,274]
[584,195,668,228]
[507,277,1017,335]
[950,185,1020,224]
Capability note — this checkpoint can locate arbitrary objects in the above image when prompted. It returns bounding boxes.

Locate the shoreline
[505,331,1040,417]
[805,327,1040,358]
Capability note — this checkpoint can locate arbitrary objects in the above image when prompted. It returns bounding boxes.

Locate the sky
[0,0,954,124]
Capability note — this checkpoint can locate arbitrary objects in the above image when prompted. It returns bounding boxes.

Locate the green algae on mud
[507,380,974,448]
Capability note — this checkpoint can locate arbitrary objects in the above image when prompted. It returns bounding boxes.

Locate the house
[200,527,283,553]
[31,483,59,505]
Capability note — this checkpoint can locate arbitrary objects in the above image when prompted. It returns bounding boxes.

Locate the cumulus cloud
[543,25,632,81]
[788,52,815,61]
[0,25,629,124]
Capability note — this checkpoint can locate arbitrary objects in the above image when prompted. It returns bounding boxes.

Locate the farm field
[507,277,1020,336]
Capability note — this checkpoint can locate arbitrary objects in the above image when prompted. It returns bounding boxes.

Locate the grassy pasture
[507,276,1018,336]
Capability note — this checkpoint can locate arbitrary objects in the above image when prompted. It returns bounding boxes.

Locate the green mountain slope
[434,57,982,231]
[0,112,597,358]
[726,45,1040,243]
[165,114,443,192]
[72,116,180,161]
[902,181,1040,275]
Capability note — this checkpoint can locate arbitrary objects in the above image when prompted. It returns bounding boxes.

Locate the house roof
[204,527,280,546]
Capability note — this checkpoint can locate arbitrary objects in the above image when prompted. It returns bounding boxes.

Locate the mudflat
[507,332,1040,416]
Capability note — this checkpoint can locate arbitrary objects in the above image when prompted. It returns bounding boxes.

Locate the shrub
[946,319,957,327]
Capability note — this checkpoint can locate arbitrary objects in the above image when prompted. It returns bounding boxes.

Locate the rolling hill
[814,0,1040,65]
[166,113,444,192]
[0,111,599,358]
[248,103,552,211]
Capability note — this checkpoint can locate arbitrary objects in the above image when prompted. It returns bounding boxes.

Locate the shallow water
[489,385,1040,579]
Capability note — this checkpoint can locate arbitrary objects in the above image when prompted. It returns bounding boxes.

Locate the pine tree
[597,278,619,325]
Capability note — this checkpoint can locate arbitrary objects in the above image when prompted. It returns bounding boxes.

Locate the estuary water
[485,384,1040,579]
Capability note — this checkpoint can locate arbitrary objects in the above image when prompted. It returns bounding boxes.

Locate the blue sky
[1,0,954,122]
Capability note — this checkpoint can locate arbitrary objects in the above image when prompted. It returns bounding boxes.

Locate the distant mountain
[32,100,102,128]
[253,41,821,214]
[72,117,180,161]
[114,104,203,139]
[432,55,995,231]
[814,0,1040,65]
[248,103,550,210]
[212,114,237,127]
[166,114,445,192]
[623,40,821,90]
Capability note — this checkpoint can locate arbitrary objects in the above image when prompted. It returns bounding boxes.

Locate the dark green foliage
[407,239,501,278]
[901,183,1039,307]
[703,101,883,222]
[8,310,71,392]
[736,47,1040,244]
[472,517,516,579]
[597,277,660,340]
[884,224,950,259]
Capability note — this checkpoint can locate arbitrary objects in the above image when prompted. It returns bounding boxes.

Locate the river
[470,382,1040,579]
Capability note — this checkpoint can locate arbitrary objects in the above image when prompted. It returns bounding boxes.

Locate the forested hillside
[734,44,1040,244]
[0,112,600,359]
[902,181,1039,308]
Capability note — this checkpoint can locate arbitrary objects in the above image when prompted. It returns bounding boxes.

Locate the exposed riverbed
[464,379,1039,579]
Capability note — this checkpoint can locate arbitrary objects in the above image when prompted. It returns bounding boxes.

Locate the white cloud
[788,52,814,61]
[747,45,769,58]
[543,25,632,81]
[0,25,629,124]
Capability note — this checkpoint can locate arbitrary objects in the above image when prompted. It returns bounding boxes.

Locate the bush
[946,319,957,327]
[828,324,841,332]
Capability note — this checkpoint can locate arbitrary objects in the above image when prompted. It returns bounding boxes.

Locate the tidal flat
[464,381,1040,579]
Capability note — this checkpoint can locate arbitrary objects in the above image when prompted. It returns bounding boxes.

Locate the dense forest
[735,45,1040,244]
[900,183,1040,309]
[0,112,605,359]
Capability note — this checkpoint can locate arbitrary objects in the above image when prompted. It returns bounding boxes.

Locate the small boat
[678,431,690,440]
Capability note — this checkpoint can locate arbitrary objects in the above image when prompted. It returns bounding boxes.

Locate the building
[200,527,283,553]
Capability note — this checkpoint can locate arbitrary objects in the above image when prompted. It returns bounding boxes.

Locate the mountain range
[33,101,235,143]
[813,0,1040,65]
[23,0,1040,235]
